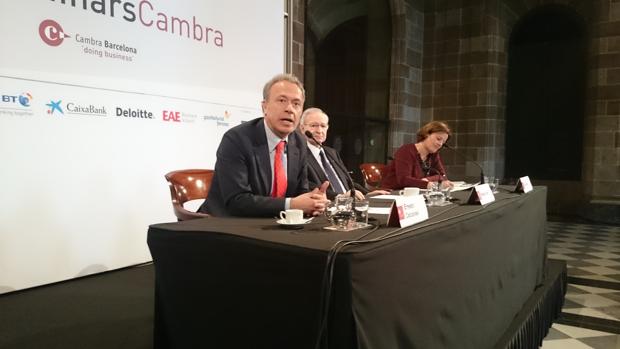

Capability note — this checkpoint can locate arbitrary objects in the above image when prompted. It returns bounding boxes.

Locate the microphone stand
[304,131,356,207]
[425,167,445,186]
[442,143,485,184]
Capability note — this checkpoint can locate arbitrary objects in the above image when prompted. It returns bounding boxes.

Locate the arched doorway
[304,0,391,180]
[505,5,587,181]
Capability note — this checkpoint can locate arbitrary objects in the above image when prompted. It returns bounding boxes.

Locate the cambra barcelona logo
[39,19,71,47]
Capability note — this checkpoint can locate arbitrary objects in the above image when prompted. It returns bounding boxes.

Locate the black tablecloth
[148,187,549,349]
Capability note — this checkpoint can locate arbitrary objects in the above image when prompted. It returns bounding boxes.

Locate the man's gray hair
[300,107,329,125]
[262,73,305,100]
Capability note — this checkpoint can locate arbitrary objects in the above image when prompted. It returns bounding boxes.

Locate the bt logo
[163,110,181,122]
[39,19,70,47]
[46,100,64,115]
[18,93,33,107]
[2,93,33,106]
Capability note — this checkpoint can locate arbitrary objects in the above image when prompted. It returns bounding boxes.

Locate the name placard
[514,176,533,193]
[467,183,496,205]
[387,195,428,228]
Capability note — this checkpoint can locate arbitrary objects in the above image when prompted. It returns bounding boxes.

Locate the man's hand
[291,181,330,215]
[342,189,366,200]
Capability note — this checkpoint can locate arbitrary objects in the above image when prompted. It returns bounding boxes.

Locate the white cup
[279,209,304,224]
[399,187,420,196]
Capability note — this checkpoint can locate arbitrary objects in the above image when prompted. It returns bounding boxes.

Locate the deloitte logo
[115,107,154,119]
[39,19,71,47]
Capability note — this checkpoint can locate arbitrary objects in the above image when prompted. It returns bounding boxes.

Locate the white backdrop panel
[0,0,284,293]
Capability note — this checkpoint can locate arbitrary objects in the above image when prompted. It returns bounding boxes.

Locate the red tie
[271,140,287,198]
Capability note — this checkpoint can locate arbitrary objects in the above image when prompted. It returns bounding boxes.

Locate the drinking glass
[326,196,354,229]
[354,199,369,226]
[428,191,444,206]
[335,195,353,211]
[492,178,500,193]
[426,182,443,206]
[331,208,354,229]
[487,176,497,193]
[441,185,452,202]
[325,201,337,222]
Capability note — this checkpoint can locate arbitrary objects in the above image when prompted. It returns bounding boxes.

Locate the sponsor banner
[0,0,282,293]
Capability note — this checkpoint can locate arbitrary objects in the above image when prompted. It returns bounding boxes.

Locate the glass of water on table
[354,199,369,226]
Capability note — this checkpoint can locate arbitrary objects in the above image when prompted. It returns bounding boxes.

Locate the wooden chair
[164,169,214,221]
[359,163,386,190]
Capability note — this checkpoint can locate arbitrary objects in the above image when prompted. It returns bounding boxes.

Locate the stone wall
[387,0,426,155]
[291,0,306,80]
[586,0,620,202]
[421,0,507,180]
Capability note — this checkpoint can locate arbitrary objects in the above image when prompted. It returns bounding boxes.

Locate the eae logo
[162,110,181,122]
[39,19,71,47]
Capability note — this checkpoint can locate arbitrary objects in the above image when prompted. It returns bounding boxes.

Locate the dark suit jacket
[306,145,367,200]
[198,117,309,217]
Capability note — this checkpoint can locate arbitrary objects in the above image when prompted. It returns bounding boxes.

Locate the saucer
[276,218,314,226]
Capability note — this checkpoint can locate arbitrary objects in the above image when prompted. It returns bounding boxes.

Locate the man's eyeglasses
[305,123,329,129]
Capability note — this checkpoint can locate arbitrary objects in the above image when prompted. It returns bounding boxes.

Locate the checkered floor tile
[542,221,620,348]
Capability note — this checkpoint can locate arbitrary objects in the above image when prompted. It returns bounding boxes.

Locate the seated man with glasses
[299,108,388,200]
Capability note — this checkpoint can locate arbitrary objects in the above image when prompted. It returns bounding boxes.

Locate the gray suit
[198,117,309,217]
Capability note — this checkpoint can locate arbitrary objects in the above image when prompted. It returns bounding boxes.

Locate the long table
[147,187,566,349]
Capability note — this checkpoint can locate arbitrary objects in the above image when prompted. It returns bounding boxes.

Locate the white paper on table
[370,194,401,200]
[368,207,392,215]
[451,182,476,192]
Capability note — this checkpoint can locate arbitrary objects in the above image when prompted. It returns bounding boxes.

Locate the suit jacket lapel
[307,150,328,182]
[286,133,300,188]
[253,120,271,195]
[324,147,350,191]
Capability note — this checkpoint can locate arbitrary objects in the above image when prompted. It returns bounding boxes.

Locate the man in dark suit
[299,108,388,200]
[198,74,329,217]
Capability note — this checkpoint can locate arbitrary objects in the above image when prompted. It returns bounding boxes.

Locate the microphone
[425,166,444,184]
[442,143,485,184]
[304,130,320,148]
[304,130,356,201]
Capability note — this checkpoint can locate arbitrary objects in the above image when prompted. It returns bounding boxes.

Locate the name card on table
[386,195,429,228]
[467,183,496,205]
[514,176,533,193]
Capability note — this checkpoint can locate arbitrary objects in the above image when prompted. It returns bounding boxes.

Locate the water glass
[354,199,369,226]
[325,201,337,221]
[326,196,354,229]
[427,191,444,206]
[335,195,353,212]
[441,185,452,201]
[487,176,497,192]
[492,178,500,193]
[331,209,354,229]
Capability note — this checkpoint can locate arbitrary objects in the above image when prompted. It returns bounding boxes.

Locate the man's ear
[261,100,266,115]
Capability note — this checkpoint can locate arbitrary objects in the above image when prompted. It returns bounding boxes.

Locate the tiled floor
[541,221,620,349]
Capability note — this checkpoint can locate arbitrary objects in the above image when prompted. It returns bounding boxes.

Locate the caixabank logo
[46,100,64,115]
[65,101,107,117]
[38,19,138,62]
